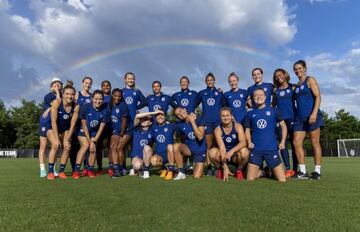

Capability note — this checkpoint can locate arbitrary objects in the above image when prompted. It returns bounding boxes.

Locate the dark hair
[205,72,215,81]
[82,76,93,83]
[228,72,239,81]
[220,107,233,115]
[124,72,135,79]
[179,76,190,84]
[293,60,307,69]
[101,80,112,88]
[152,81,162,88]
[63,80,76,94]
[109,88,123,109]
[273,68,290,88]
[252,68,263,75]
[253,88,266,96]
[92,89,104,99]
[112,88,123,96]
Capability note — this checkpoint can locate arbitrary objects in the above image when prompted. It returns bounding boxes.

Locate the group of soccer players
[38,59,324,181]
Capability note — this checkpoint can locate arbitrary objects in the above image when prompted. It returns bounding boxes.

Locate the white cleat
[53,169,59,177]
[142,171,150,179]
[174,172,186,180]
[129,168,136,176]
[40,169,47,178]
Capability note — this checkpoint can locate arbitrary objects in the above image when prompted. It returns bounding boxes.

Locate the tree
[0,99,16,148]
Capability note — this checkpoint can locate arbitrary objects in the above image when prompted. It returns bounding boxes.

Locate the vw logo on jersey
[153,104,161,111]
[264,88,268,92]
[256,119,267,129]
[207,98,215,106]
[266,111,271,116]
[240,94,244,98]
[157,134,166,143]
[188,132,195,139]
[85,99,91,103]
[225,137,232,143]
[90,120,99,128]
[63,114,69,120]
[286,89,290,93]
[233,100,241,108]
[116,109,119,113]
[181,99,189,106]
[295,88,300,93]
[300,85,304,90]
[280,91,285,96]
[232,134,236,139]
[111,115,118,123]
[125,97,133,104]
[140,139,148,146]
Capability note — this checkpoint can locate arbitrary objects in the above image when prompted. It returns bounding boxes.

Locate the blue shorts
[249,150,281,169]
[125,124,134,136]
[192,151,206,163]
[78,128,97,138]
[156,152,169,164]
[204,122,219,135]
[226,152,239,166]
[293,112,324,132]
[39,125,51,137]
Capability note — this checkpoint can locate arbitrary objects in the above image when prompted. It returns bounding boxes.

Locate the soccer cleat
[87,171,96,178]
[81,169,88,176]
[309,171,321,180]
[206,167,215,176]
[108,169,114,177]
[47,172,56,180]
[174,172,186,180]
[72,171,80,179]
[111,171,122,179]
[164,171,173,180]
[129,168,136,176]
[285,170,296,178]
[40,169,47,178]
[293,171,309,179]
[142,171,150,179]
[160,169,167,178]
[58,172,67,179]
[216,169,224,180]
[122,169,127,176]
[53,169,59,177]
[96,170,103,176]
[235,169,245,180]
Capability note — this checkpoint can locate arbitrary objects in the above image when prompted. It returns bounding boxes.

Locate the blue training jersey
[247,82,274,108]
[219,123,239,152]
[151,122,176,154]
[130,127,153,158]
[77,91,92,107]
[146,93,172,113]
[103,95,111,104]
[245,106,282,151]
[274,85,295,120]
[39,92,57,125]
[79,103,110,137]
[171,89,199,113]
[224,88,249,124]
[198,87,226,124]
[122,87,146,124]
[57,102,75,134]
[294,77,317,119]
[110,101,128,135]
[176,117,206,153]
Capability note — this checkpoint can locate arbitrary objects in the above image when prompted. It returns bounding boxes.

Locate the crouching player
[245,89,287,182]
[150,109,176,180]
[173,108,206,180]
[72,90,110,179]
[209,107,249,181]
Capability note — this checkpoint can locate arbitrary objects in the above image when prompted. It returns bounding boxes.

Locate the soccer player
[75,76,92,106]
[173,107,206,180]
[38,77,62,177]
[109,88,128,178]
[171,76,199,114]
[247,68,274,108]
[150,109,176,180]
[292,60,324,180]
[224,72,249,125]
[245,89,287,182]
[198,73,227,176]
[72,90,110,179]
[272,68,298,177]
[209,107,249,181]
[101,80,112,104]
[146,81,172,113]
[48,83,80,180]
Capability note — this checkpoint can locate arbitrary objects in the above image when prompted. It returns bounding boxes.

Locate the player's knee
[51,142,60,150]
[63,143,71,152]
[167,144,173,153]
[293,137,302,146]
[240,149,249,160]
[132,159,142,171]
[143,145,153,155]
[173,143,181,152]
[209,148,219,160]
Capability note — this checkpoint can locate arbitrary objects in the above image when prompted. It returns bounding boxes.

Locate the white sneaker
[174,172,186,180]
[40,169,47,178]
[142,171,150,179]
[129,168,136,176]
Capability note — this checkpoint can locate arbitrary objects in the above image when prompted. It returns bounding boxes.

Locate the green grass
[0,158,359,232]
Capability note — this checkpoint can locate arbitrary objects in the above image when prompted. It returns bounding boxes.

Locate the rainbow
[62,38,273,74]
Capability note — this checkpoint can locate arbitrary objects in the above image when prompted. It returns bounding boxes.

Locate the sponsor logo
[233,100,241,108]
[111,115,118,123]
[207,98,215,106]
[181,99,189,106]
[90,120,99,128]
[157,135,166,143]
[153,104,161,111]
[125,97,133,104]
[188,132,195,139]
[300,85,304,90]
[256,119,267,129]
[140,139,148,146]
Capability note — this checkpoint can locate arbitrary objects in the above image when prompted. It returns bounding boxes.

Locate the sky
[1,0,360,118]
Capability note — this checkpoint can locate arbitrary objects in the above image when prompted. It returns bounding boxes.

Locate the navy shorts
[226,152,239,166]
[192,151,206,163]
[293,112,324,132]
[39,125,51,137]
[78,128,97,138]
[125,124,134,136]
[249,150,281,169]
[156,152,169,164]
[205,122,219,135]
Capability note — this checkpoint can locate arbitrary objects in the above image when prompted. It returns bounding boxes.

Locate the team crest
[162,97,165,102]
[86,99,91,103]
[240,94,244,98]
[264,88,268,92]
[133,92,137,96]
[215,92,218,96]
[300,85,304,90]
[232,134,236,139]
[266,111,271,116]
[116,109,119,113]
[164,128,168,132]
[148,134,152,139]
[295,88,300,93]
[189,92,192,95]
[286,89,290,93]
[41,127,46,132]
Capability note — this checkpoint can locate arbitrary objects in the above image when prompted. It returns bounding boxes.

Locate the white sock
[315,165,321,174]
[40,163,46,171]
[299,164,306,174]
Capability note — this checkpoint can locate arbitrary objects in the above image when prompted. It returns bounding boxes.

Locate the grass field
[0,158,359,232]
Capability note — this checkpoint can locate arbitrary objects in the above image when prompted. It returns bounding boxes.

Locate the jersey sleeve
[136,90,147,110]
[44,93,56,107]
[220,92,227,107]
[195,116,205,127]
[244,113,251,129]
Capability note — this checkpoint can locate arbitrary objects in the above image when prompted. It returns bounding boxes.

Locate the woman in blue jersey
[75,76,92,106]
[171,76,199,114]
[173,107,206,180]
[38,78,62,177]
[272,68,298,177]
[209,107,249,181]
[109,88,128,178]
[47,83,80,180]
[245,89,287,182]
[292,60,324,180]
[72,90,110,179]
[101,80,112,104]
[224,72,249,125]
[198,73,227,176]
[146,81,172,113]
[247,68,274,108]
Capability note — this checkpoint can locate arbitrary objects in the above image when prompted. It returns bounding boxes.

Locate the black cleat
[293,171,309,179]
[309,171,321,180]
[111,171,122,179]
[206,167,215,176]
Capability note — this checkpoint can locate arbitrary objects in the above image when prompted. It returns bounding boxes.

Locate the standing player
[272,68,298,177]
[224,72,249,125]
[173,107,206,180]
[209,107,249,181]
[101,80,112,104]
[72,90,110,179]
[146,81,172,113]
[198,73,227,176]
[292,60,324,180]
[171,76,199,114]
[38,78,62,177]
[247,68,274,108]
[245,89,287,182]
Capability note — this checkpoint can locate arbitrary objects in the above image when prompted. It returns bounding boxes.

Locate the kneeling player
[209,107,249,181]
[173,108,206,180]
[245,89,287,182]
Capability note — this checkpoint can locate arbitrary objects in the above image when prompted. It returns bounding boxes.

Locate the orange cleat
[235,170,244,180]
[47,172,56,180]
[87,171,96,178]
[58,172,67,179]
[108,169,114,176]
[81,169,88,176]
[72,171,80,179]
[285,170,296,177]
[96,170,103,176]
[160,169,167,178]
[164,171,173,180]
[216,169,224,180]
